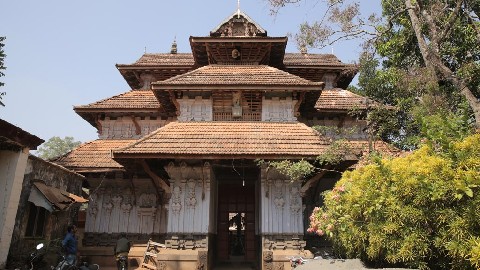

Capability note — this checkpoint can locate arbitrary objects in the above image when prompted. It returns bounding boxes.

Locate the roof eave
[116,65,194,70]
[151,84,324,91]
[114,153,320,160]
[189,36,288,43]
[74,107,162,113]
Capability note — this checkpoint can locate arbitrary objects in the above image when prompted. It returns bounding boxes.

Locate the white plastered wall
[0,148,29,268]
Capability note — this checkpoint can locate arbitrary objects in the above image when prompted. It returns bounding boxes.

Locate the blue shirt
[62,232,77,254]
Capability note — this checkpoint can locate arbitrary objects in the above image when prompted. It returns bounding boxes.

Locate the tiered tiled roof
[120,53,195,67]
[315,89,372,111]
[114,122,327,158]
[152,65,324,88]
[113,121,397,159]
[54,139,135,172]
[283,53,355,68]
[117,53,354,68]
[74,90,160,111]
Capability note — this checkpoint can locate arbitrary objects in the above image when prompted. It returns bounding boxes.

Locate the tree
[308,132,480,269]
[268,0,480,130]
[36,136,81,160]
[0,36,6,107]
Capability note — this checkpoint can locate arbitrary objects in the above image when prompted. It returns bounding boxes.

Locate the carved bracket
[131,116,141,135]
[294,92,305,117]
[300,169,328,197]
[168,90,181,116]
[94,114,103,135]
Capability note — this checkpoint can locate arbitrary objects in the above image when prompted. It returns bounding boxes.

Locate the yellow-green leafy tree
[309,132,480,269]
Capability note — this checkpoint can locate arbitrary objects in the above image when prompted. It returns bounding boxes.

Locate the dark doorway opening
[215,165,258,265]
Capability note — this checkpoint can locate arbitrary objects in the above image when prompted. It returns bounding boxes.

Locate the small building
[0,119,87,269]
[54,9,395,270]
[0,119,43,268]
[6,155,87,268]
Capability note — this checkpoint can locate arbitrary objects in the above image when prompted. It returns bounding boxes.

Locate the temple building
[54,8,394,270]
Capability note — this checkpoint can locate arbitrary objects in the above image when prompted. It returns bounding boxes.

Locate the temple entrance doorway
[215,165,259,266]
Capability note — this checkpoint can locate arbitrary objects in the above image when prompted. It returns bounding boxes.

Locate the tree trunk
[405,0,480,130]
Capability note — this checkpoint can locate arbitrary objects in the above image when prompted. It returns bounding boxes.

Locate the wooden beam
[294,92,305,117]
[94,114,103,135]
[300,169,328,197]
[168,90,181,116]
[140,159,171,197]
[131,115,141,135]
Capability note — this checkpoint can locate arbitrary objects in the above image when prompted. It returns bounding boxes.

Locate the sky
[1,0,381,144]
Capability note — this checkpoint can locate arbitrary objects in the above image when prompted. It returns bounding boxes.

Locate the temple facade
[54,9,394,270]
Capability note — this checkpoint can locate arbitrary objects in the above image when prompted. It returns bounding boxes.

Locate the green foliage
[0,36,6,106]
[415,103,474,155]
[36,136,81,160]
[257,126,356,181]
[262,159,315,182]
[308,134,480,269]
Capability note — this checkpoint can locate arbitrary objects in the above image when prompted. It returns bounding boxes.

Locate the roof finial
[237,0,240,18]
[144,46,147,54]
[170,36,177,54]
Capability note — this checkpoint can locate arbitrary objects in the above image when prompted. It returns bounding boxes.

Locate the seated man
[114,233,131,270]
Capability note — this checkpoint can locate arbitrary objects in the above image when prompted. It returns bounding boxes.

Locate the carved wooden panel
[84,180,167,235]
[164,162,212,234]
[178,96,213,122]
[262,97,297,122]
[260,167,304,234]
[99,117,166,139]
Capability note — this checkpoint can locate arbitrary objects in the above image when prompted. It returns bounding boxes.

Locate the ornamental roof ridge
[210,9,267,36]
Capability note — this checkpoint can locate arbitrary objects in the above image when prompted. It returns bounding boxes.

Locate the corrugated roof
[54,139,135,171]
[152,65,323,87]
[74,90,160,110]
[31,182,88,211]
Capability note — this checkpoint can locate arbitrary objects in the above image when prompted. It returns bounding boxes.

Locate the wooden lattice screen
[213,91,262,121]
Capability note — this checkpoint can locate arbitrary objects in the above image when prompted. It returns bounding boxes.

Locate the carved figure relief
[262,97,297,122]
[139,193,157,208]
[171,185,182,215]
[274,180,285,209]
[89,202,98,217]
[217,17,260,37]
[290,186,301,215]
[185,179,197,209]
[177,97,212,121]
[180,162,188,179]
[103,200,113,214]
[121,202,133,214]
[111,195,123,208]
[100,118,164,139]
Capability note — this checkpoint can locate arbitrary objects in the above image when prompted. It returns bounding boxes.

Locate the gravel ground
[296,259,414,270]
